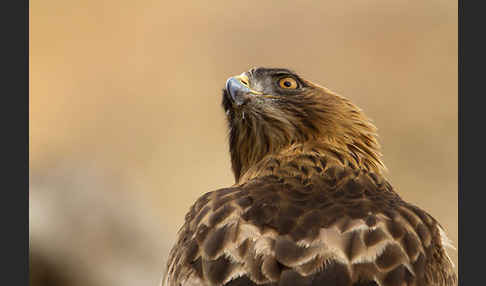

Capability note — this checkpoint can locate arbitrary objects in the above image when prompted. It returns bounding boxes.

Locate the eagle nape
[162,67,457,286]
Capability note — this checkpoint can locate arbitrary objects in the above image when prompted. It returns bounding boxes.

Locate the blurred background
[30,0,457,285]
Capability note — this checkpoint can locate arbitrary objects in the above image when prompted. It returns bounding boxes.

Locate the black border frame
[459,0,480,284]
[3,0,29,284]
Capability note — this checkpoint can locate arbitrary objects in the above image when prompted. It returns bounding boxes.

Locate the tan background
[30,1,457,285]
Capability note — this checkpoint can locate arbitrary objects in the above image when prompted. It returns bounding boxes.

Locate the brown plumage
[162,67,456,286]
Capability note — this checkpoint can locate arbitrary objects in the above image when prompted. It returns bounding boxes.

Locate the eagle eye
[278,77,298,89]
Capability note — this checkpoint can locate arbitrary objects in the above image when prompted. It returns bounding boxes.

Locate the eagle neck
[236,143,385,185]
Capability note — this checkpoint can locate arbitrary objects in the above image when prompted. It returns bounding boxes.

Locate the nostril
[240,79,249,87]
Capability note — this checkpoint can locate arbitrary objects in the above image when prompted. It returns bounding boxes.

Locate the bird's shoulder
[164,165,456,286]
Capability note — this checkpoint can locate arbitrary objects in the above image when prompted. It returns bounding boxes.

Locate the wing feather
[163,168,456,286]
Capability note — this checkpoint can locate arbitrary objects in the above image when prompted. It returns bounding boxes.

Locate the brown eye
[278,77,298,89]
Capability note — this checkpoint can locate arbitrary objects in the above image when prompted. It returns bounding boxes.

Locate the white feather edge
[438,226,456,268]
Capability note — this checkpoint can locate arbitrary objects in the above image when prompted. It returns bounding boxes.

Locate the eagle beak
[226,73,262,106]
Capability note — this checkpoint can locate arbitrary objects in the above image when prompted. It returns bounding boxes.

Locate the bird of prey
[162,67,457,286]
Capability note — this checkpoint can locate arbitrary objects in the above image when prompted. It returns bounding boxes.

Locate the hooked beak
[225,73,262,106]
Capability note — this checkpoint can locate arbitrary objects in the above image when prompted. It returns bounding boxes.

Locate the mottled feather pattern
[163,156,456,286]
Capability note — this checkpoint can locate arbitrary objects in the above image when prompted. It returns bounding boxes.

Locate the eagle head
[222,67,385,183]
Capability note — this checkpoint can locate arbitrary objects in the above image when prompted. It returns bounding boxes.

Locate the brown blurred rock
[29,163,170,286]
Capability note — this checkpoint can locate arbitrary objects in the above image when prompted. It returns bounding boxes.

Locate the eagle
[161,67,457,286]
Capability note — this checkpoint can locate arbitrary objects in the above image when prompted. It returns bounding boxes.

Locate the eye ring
[278,77,299,89]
